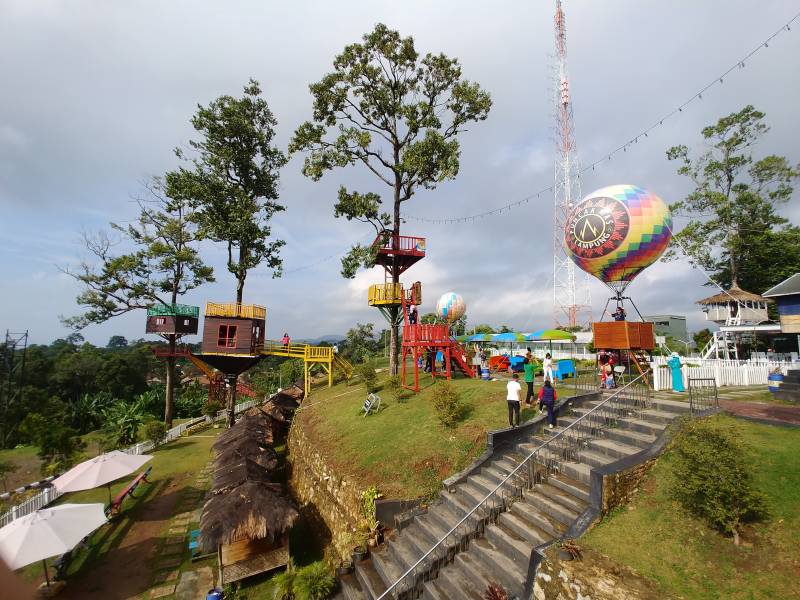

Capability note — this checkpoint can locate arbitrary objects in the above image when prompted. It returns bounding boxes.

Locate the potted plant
[336,559,354,576]
[351,545,368,562]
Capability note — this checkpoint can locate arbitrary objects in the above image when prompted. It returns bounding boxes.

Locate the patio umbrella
[526,329,576,355]
[492,332,527,343]
[52,451,153,502]
[467,333,493,342]
[0,503,107,585]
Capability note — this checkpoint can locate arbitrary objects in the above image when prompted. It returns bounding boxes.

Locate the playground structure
[366,233,473,392]
[148,302,352,402]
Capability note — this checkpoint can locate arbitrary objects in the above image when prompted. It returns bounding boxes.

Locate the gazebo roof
[697,284,770,305]
[762,273,800,298]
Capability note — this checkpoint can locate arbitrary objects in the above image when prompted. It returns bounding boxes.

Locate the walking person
[538,380,557,429]
[523,353,536,405]
[506,373,522,427]
[543,352,555,386]
[471,344,482,378]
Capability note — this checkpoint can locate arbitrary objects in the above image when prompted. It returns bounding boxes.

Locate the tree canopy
[665,105,799,293]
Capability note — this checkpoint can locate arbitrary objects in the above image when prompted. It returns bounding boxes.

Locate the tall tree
[63,181,213,427]
[665,105,799,291]
[166,79,288,427]
[290,24,491,376]
[166,79,288,304]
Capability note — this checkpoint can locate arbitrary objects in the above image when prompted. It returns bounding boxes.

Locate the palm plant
[103,398,146,447]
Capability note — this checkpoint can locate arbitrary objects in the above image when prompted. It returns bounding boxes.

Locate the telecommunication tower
[552,0,592,328]
[1,330,28,446]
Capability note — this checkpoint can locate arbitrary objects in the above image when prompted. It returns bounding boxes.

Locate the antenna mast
[553,0,592,328]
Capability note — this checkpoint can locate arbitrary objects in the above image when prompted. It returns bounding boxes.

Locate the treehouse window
[156,317,166,325]
[183,319,190,325]
[218,324,237,348]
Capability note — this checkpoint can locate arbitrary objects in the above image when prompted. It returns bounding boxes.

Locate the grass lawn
[298,371,558,499]
[0,445,42,494]
[582,415,800,600]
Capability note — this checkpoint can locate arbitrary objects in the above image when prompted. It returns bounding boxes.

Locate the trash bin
[206,589,223,600]
[768,371,784,394]
[481,368,490,380]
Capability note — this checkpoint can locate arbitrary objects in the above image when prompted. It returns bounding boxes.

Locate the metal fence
[0,397,263,528]
[687,377,720,414]
[376,375,650,600]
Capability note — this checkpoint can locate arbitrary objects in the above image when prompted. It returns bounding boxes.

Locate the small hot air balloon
[435,292,466,323]
[564,184,672,296]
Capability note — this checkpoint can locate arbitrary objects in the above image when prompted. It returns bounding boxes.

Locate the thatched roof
[199,480,298,551]
[213,415,274,450]
[215,438,278,472]
[697,284,770,305]
[249,403,286,423]
[212,458,272,494]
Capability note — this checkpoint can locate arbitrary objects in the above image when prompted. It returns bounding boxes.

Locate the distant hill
[300,334,345,345]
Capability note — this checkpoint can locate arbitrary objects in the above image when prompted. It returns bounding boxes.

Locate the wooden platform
[220,538,289,585]
[592,321,654,350]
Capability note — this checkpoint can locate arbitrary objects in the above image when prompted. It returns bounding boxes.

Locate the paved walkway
[719,399,800,426]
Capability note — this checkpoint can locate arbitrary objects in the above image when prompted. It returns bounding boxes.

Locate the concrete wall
[286,418,366,560]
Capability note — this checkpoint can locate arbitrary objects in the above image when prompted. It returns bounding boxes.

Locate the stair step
[386,528,427,573]
[618,418,668,436]
[498,510,551,547]
[577,449,616,469]
[469,473,503,496]
[370,547,403,591]
[556,415,656,449]
[528,487,580,525]
[533,482,587,514]
[463,538,527,598]
[354,558,388,600]
[510,498,565,537]
[435,562,484,599]
[339,573,367,600]
[547,474,591,504]
[638,408,679,425]
[485,522,531,564]
[587,438,642,460]
[651,398,692,414]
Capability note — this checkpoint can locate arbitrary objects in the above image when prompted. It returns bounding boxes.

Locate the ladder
[629,349,652,388]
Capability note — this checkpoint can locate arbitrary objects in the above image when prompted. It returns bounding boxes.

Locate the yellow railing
[205,302,266,320]
[368,283,406,306]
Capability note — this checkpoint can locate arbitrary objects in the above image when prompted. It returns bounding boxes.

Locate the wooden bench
[106,466,152,516]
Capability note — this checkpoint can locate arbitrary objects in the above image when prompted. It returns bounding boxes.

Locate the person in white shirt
[543,353,555,386]
[506,373,522,427]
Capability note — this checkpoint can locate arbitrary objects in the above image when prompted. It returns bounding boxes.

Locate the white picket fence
[650,357,798,391]
[0,397,263,528]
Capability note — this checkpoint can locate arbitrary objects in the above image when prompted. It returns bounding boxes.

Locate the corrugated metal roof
[763,273,800,298]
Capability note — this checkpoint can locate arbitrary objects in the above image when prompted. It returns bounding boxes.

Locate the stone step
[638,408,679,425]
[429,562,483,599]
[510,497,565,538]
[354,557,387,600]
[485,521,531,564]
[462,537,527,599]
[651,397,692,414]
[557,414,657,449]
[617,417,668,437]
[547,474,591,504]
[526,487,580,526]
[386,527,428,574]
[469,472,504,496]
[773,389,800,402]
[533,482,587,514]
[369,547,402,593]
[339,572,367,600]
[577,449,617,470]
[587,437,642,461]
[498,510,551,547]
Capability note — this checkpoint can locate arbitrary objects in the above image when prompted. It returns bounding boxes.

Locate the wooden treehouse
[592,321,655,386]
[697,285,773,360]
[198,303,266,377]
[372,233,426,276]
[368,281,422,325]
[145,303,199,336]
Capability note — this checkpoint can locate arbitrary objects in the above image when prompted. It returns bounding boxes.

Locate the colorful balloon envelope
[435,292,466,323]
[564,184,672,294]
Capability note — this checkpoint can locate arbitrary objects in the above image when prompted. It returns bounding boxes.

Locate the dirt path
[720,399,800,427]
[58,475,186,600]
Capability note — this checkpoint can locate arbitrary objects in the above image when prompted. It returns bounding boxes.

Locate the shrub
[203,399,224,418]
[432,381,465,427]
[143,419,167,447]
[356,360,379,394]
[385,374,405,402]
[293,561,335,600]
[668,418,769,544]
[272,564,296,600]
[280,359,305,386]
[174,381,207,418]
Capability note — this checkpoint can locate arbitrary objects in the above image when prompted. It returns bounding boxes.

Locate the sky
[1,0,799,346]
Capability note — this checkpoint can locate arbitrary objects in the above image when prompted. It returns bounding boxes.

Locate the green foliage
[343,323,378,363]
[203,399,224,418]
[103,398,146,447]
[472,323,496,334]
[143,419,167,447]
[692,328,713,352]
[174,381,207,418]
[0,459,19,490]
[293,561,335,600]
[68,392,115,434]
[669,418,769,543]
[665,105,800,291]
[166,78,287,301]
[271,561,296,600]
[385,375,404,402]
[420,312,438,325]
[356,360,378,394]
[106,335,128,349]
[431,381,465,427]
[19,412,85,474]
[361,485,383,531]
[280,359,305,387]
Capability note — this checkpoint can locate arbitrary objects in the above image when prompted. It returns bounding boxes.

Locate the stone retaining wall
[599,457,658,515]
[533,546,662,600]
[287,418,365,560]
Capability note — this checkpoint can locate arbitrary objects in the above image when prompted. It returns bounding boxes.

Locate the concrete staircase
[338,391,691,600]
[774,368,800,402]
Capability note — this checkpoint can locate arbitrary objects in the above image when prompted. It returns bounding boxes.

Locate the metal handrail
[687,377,719,414]
[376,373,647,600]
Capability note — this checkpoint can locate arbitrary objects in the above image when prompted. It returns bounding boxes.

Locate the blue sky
[1,0,798,345]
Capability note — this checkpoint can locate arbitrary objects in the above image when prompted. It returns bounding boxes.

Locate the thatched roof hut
[213,416,274,450]
[199,480,298,552]
[697,283,770,305]
[212,458,271,494]
[215,438,278,472]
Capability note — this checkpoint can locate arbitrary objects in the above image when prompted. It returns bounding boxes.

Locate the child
[538,380,557,429]
[543,353,555,386]
[506,373,521,427]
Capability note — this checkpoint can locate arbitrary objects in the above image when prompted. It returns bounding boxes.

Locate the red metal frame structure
[372,234,426,276]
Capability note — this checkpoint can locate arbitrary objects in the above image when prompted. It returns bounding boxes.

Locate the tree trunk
[236,277,244,305]
[164,335,176,428]
[389,307,399,376]
[225,375,238,428]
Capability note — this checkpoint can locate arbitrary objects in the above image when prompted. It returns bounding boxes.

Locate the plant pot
[352,546,369,562]
[557,548,575,561]
[336,561,354,576]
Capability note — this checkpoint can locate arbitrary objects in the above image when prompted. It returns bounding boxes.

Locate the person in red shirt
[538,380,557,429]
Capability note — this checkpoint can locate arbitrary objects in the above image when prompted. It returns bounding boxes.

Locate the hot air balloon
[435,292,466,323]
[564,184,672,299]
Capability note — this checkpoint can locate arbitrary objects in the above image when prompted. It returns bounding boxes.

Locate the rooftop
[763,273,800,298]
[147,303,199,318]
[205,302,266,319]
[697,284,770,305]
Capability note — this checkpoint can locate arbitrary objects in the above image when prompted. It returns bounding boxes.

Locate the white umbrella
[0,503,107,585]
[52,451,153,501]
